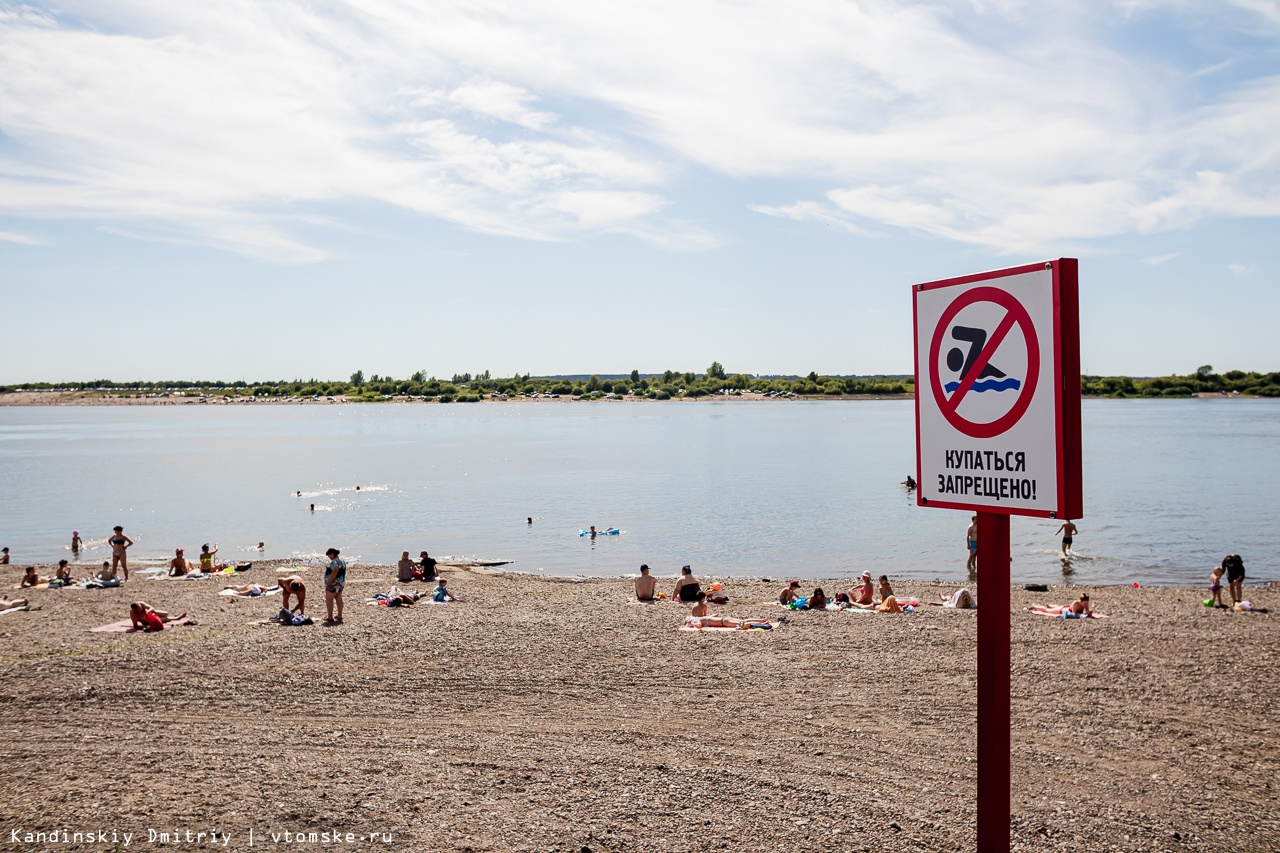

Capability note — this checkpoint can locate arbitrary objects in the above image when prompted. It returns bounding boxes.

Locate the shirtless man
[966,516,978,572]
[1056,519,1078,556]
[0,547,8,564]
[279,576,306,615]
[109,526,133,581]
[20,567,45,587]
[0,597,30,610]
[634,565,657,601]
[129,601,186,632]
[778,580,801,605]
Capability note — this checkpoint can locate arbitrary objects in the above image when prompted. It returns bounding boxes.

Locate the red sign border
[912,259,1082,520]
[927,285,1041,439]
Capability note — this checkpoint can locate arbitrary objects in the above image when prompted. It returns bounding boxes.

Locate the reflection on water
[1,399,1276,585]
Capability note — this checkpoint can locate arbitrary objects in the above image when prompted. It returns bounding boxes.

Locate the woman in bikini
[684,615,772,630]
[109,526,133,581]
[199,543,219,572]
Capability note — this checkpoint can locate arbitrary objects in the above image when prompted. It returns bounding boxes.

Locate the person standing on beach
[323,548,346,624]
[1223,555,1246,605]
[279,576,306,615]
[1056,520,1078,556]
[634,565,656,601]
[965,517,978,573]
[109,526,133,581]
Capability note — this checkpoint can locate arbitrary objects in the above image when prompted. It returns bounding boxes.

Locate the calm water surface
[0,399,1275,586]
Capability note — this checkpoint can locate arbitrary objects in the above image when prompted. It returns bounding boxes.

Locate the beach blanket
[89,618,197,633]
[218,586,281,598]
[0,606,31,616]
[148,572,211,581]
[12,582,49,590]
[252,612,314,626]
[81,578,124,589]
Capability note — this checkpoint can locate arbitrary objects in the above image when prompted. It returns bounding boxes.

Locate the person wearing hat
[169,548,197,577]
[634,564,656,601]
[850,572,875,607]
[417,551,438,581]
[778,580,801,605]
[672,565,701,603]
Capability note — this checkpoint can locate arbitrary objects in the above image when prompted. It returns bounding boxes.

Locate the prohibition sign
[928,285,1040,439]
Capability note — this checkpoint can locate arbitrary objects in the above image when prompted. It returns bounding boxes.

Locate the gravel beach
[1,562,1275,852]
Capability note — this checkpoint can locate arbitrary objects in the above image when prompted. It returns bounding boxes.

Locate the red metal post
[976,511,1011,852]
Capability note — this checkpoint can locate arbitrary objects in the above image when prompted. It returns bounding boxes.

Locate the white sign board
[913,259,1082,518]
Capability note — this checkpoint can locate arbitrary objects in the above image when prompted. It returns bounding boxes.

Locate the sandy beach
[0,562,1275,852]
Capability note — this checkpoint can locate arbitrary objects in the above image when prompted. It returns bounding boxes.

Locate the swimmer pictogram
[927,286,1039,440]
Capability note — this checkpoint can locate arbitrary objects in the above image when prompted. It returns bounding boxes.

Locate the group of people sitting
[779,571,918,613]
[168,543,226,576]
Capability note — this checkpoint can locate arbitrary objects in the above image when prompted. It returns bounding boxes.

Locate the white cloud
[1143,252,1181,265]
[0,0,1278,261]
[1228,263,1254,275]
[0,229,48,246]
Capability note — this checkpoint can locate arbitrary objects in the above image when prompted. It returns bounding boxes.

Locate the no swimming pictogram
[927,286,1040,439]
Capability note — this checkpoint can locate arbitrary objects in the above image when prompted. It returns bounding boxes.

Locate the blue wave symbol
[944,377,1022,394]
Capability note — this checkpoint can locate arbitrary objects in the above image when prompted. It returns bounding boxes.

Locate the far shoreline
[0,389,1268,406]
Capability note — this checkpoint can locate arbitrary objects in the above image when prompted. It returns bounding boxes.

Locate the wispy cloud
[0,229,48,246]
[0,0,1278,261]
[1143,252,1181,265]
[1228,263,1255,275]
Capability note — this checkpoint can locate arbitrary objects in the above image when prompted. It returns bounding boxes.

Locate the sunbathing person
[876,594,902,613]
[0,597,31,609]
[397,551,418,583]
[385,591,420,607]
[224,581,273,596]
[684,615,773,630]
[850,572,875,608]
[635,565,657,601]
[928,588,975,609]
[128,601,187,632]
[279,576,307,614]
[778,580,801,605]
[20,566,46,587]
[1028,593,1094,617]
[806,588,828,610]
[690,590,709,617]
[169,548,199,576]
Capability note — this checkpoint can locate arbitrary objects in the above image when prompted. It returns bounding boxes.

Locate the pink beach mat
[89,618,197,633]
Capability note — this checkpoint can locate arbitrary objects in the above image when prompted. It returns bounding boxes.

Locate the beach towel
[679,620,776,632]
[12,582,49,590]
[89,618,197,633]
[218,586,281,598]
[0,606,30,616]
[1028,607,1109,619]
[148,572,211,581]
[253,612,314,626]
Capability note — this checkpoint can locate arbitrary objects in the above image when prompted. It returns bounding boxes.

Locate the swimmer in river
[902,475,916,490]
[966,516,978,573]
[1056,519,1078,556]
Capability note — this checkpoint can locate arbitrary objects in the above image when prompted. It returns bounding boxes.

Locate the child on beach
[432,578,456,602]
[20,567,45,587]
[53,560,73,585]
[1209,565,1226,608]
[779,580,801,605]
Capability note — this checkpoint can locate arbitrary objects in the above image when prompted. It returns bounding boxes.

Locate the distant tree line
[0,363,911,402]
[1082,366,1280,398]
[4,364,1276,400]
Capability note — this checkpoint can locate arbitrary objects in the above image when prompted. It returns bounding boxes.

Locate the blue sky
[1,0,1277,383]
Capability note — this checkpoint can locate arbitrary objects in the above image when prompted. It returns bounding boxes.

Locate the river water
[0,399,1274,586]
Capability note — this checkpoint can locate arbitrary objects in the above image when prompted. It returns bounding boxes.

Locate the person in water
[71,531,82,552]
[109,526,133,581]
[634,565,657,601]
[902,475,916,490]
[1056,519,1078,556]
